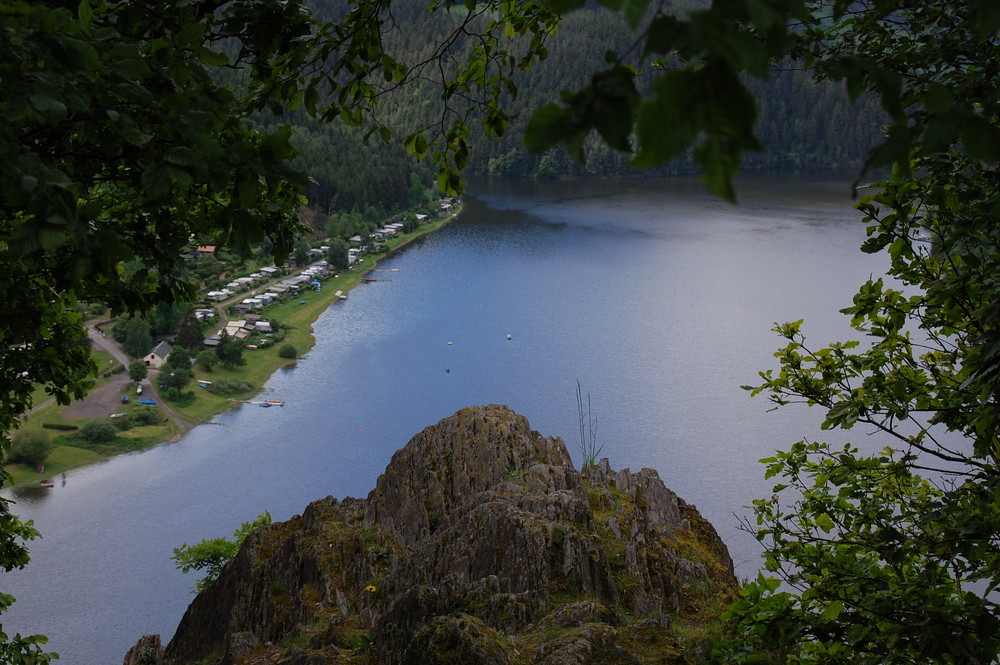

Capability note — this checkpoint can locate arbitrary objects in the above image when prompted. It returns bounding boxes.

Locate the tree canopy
[172,512,272,593]
[2,0,999,662]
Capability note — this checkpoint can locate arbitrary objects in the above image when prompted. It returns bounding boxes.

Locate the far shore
[3,208,461,489]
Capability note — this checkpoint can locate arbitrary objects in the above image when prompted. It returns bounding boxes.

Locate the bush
[130,406,165,427]
[158,366,193,390]
[278,344,297,359]
[79,419,118,444]
[196,349,217,371]
[9,430,52,466]
[161,387,195,406]
[128,359,148,382]
[42,422,78,431]
[207,378,255,396]
[113,407,165,431]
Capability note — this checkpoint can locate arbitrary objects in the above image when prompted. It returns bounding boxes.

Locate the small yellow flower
[365,585,377,593]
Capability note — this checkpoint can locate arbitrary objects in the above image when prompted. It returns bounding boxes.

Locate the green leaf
[590,68,639,152]
[597,0,650,29]
[78,0,93,33]
[960,117,1000,162]
[525,103,578,157]
[820,599,844,621]
[643,15,684,56]
[165,146,199,167]
[815,512,835,533]
[110,57,151,81]
[28,94,67,120]
[970,0,1000,37]
[632,70,698,167]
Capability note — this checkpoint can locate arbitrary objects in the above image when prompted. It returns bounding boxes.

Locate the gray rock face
[132,405,736,665]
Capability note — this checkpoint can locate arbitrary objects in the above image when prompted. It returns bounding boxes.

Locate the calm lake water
[2,173,883,663]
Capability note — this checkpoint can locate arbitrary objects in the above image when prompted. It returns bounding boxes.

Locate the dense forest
[277,0,885,214]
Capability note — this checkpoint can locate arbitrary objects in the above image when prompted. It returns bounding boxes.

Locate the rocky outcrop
[131,404,737,665]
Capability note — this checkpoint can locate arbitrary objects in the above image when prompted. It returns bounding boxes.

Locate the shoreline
[3,208,461,489]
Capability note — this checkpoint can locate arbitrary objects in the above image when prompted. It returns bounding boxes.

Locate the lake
[2,173,883,663]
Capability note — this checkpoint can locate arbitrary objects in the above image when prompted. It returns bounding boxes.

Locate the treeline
[456,4,885,176]
[278,0,884,210]
[253,113,437,217]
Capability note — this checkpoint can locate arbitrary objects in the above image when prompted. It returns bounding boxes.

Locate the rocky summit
[125,404,737,665]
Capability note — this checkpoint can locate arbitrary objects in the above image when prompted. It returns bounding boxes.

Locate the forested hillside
[282,0,884,213]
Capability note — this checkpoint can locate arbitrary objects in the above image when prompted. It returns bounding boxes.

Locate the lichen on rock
[128,404,737,665]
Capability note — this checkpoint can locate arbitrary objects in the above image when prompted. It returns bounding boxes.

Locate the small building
[260,266,279,277]
[143,341,172,369]
[223,322,251,340]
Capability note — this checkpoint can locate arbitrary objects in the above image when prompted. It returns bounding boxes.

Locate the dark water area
[2,173,883,663]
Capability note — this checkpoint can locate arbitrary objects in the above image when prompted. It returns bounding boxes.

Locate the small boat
[246,399,284,408]
[137,398,156,405]
[121,395,129,403]
[40,480,55,488]
[362,278,378,283]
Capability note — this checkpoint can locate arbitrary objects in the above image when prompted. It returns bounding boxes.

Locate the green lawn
[4,445,104,487]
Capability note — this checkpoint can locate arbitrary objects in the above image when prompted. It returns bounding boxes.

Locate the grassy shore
[3,212,458,487]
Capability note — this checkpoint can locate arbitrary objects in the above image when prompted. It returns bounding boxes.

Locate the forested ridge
[284,0,884,215]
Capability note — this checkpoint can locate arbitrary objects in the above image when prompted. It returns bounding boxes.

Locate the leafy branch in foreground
[527,0,1000,200]
[726,159,1000,663]
[172,512,272,593]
